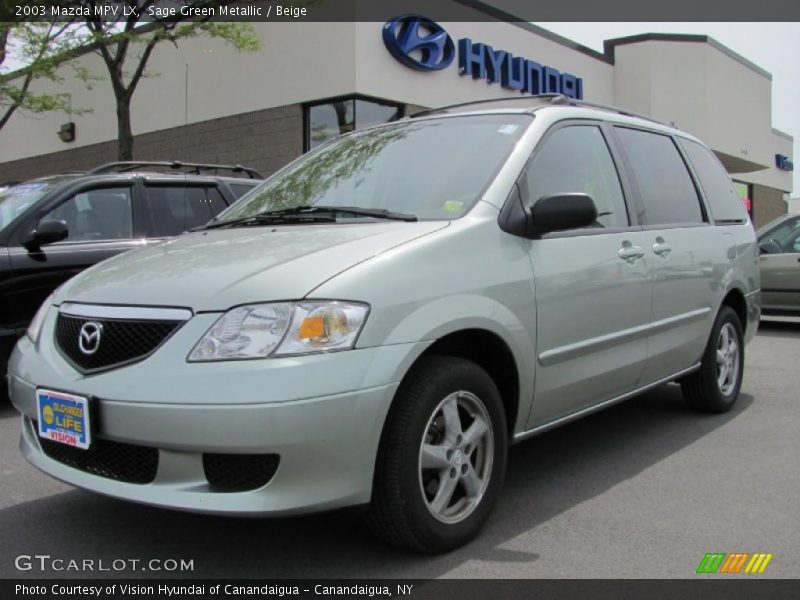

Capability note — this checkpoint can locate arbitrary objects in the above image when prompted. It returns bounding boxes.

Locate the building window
[733,180,753,220]
[305,96,403,151]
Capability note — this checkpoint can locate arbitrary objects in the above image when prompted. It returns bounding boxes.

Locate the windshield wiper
[196,205,418,231]
[259,205,418,222]
[195,212,337,231]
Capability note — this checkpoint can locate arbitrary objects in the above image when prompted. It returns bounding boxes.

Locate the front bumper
[9,309,427,515]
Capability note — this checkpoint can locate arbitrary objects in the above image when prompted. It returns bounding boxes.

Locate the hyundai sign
[775,154,794,172]
[382,15,584,99]
[381,15,455,71]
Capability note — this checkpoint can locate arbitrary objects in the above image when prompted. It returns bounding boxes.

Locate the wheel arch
[720,286,748,334]
[417,329,521,437]
[384,327,525,441]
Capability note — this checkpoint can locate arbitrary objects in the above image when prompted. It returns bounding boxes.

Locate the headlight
[276,302,370,355]
[27,291,56,343]
[187,301,369,362]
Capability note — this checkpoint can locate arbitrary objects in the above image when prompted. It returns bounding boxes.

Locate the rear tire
[367,356,507,553]
[681,306,744,413]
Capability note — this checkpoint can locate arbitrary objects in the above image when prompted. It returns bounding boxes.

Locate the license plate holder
[37,389,92,450]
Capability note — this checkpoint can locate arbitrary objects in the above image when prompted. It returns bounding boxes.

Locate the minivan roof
[411,94,684,136]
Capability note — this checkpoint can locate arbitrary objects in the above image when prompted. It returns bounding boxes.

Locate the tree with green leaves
[0,20,84,131]
[81,0,261,160]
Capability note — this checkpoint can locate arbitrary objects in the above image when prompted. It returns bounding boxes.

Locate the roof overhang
[714,150,768,174]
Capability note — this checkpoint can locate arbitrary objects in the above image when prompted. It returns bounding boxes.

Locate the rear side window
[522,125,629,229]
[679,138,748,224]
[145,186,225,237]
[205,187,228,215]
[616,127,704,226]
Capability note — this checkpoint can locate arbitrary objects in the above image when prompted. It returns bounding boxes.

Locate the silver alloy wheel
[418,390,494,524]
[716,322,740,395]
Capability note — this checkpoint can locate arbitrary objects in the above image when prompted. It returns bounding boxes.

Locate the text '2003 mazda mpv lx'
[9,96,760,553]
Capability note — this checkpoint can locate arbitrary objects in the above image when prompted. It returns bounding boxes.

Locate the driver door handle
[652,237,672,258]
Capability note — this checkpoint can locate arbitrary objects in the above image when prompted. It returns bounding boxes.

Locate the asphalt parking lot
[1,318,798,579]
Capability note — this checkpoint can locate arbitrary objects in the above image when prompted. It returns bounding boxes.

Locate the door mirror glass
[528,193,598,237]
[758,239,782,255]
[24,219,69,250]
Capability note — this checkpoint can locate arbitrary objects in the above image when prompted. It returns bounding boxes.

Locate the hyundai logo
[78,322,103,355]
[382,15,455,71]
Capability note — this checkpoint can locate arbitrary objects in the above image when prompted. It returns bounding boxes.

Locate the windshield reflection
[219,114,531,223]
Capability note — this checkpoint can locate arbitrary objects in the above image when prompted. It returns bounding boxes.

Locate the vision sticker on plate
[37,389,91,449]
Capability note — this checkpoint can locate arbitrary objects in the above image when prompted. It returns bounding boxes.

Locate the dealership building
[0,4,794,227]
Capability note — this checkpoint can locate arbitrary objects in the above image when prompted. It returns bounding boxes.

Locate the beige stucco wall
[612,39,792,194]
[613,41,711,141]
[734,130,794,193]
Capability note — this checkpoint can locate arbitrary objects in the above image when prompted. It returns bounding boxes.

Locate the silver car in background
[757,212,800,316]
[8,96,759,553]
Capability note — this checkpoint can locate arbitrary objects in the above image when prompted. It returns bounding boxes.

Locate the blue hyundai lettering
[383,16,584,100]
[775,154,794,172]
[459,38,583,99]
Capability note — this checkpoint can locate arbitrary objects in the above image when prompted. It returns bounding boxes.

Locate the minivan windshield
[215,114,531,224]
[0,176,77,233]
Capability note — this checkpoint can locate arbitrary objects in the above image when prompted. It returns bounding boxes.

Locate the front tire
[367,356,507,553]
[681,306,744,413]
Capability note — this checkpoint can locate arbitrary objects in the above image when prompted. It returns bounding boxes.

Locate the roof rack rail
[87,161,263,179]
[410,96,551,118]
[545,94,675,128]
[411,94,676,129]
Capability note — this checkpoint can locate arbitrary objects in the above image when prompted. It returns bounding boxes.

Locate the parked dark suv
[0,161,262,374]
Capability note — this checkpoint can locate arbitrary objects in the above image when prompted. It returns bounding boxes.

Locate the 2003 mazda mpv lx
[9,96,760,553]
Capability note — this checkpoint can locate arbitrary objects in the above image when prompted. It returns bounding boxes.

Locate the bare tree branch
[0,71,32,129]
[126,35,159,96]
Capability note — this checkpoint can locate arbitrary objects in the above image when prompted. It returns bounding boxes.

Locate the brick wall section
[752,184,788,228]
[0,104,303,182]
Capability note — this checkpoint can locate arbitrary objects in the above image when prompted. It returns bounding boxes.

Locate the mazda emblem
[78,322,103,355]
[382,15,455,72]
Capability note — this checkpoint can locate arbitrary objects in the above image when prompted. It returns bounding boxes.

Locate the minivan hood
[58,222,448,311]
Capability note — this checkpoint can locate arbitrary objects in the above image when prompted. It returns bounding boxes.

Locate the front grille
[55,314,182,373]
[38,427,158,485]
[203,453,280,492]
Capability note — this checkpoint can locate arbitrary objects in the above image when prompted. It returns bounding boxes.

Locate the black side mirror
[527,193,598,237]
[23,219,69,251]
[758,240,781,255]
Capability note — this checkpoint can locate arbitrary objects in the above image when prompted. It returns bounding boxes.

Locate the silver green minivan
[9,97,760,552]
